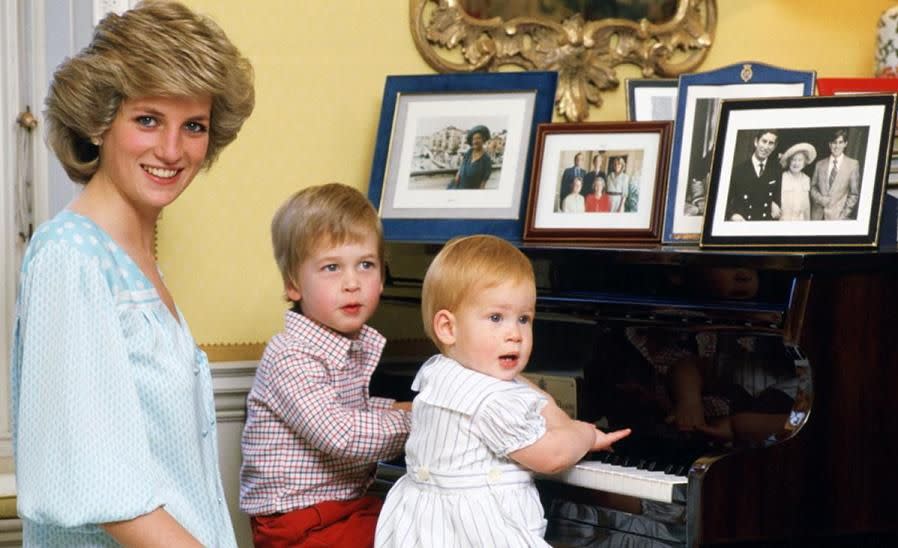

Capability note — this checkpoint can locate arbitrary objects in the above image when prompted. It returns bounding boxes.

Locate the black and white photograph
[524,122,672,244]
[702,95,896,248]
[663,62,816,243]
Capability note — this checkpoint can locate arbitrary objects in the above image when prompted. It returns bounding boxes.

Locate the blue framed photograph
[367,72,557,242]
[662,62,816,244]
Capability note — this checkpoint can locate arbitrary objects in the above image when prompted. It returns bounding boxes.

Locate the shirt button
[202,429,208,437]
[415,467,431,481]
[487,468,502,483]
[193,367,199,375]
[764,202,768,206]
[350,340,363,352]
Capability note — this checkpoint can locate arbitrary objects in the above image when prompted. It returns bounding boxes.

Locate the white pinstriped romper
[375,354,551,547]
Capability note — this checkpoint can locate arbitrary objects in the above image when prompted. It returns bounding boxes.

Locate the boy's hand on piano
[591,427,632,452]
[392,401,413,412]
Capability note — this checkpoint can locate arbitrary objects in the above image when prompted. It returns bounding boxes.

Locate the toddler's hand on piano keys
[591,427,632,452]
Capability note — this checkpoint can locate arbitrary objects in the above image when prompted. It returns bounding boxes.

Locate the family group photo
[553,149,644,214]
[722,126,867,223]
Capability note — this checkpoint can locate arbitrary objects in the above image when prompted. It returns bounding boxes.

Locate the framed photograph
[663,62,816,244]
[818,78,898,188]
[701,94,896,249]
[523,121,673,244]
[368,72,557,242]
[626,78,678,121]
[817,77,898,96]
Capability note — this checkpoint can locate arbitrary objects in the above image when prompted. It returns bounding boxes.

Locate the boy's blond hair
[271,183,384,297]
[421,235,535,348]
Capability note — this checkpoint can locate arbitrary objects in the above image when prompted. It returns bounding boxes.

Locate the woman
[585,175,611,212]
[450,125,493,189]
[561,176,586,212]
[11,2,254,546]
[778,142,816,221]
[606,157,630,212]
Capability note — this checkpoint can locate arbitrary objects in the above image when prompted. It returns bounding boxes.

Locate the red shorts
[250,496,383,548]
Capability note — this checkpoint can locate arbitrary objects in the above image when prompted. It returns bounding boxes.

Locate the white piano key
[541,460,687,503]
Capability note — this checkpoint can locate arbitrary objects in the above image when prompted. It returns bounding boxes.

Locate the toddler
[375,235,630,547]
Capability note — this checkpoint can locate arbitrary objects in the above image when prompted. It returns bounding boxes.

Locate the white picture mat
[672,82,806,236]
[533,132,661,230]
[709,104,885,238]
[381,91,534,219]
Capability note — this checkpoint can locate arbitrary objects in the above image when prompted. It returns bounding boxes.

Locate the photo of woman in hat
[778,142,816,221]
[449,124,493,189]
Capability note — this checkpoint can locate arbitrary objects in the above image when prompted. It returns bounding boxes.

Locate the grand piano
[368,241,898,547]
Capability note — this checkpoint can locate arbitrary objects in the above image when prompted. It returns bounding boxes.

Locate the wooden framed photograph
[523,121,673,244]
[626,78,678,121]
[663,62,816,244]
[368,72,556,242]
[701,94,897,249]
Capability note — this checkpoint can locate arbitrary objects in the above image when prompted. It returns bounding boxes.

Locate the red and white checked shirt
[239,311,411,516]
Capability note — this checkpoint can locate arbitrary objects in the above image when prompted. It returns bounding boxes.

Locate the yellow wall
[159,0,896,348]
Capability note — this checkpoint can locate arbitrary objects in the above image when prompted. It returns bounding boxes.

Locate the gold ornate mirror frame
[410,0,717,121]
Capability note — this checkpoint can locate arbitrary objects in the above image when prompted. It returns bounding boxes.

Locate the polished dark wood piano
[369,241,898,547]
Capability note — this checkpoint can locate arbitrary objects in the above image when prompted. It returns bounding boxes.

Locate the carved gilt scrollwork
[410,0,717,121]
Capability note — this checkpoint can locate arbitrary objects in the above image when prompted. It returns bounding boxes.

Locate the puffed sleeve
[14,243,163,527]
[470,384,548,457]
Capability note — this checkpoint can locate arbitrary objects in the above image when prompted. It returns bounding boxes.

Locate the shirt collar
[282,310,384,368]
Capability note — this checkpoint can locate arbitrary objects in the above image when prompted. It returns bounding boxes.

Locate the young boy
[240,183,412,548]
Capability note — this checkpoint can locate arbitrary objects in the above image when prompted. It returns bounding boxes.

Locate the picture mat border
[368,72,557,242]
[662,62,816,244]
[524,121,672,244]
[700,94,896,249]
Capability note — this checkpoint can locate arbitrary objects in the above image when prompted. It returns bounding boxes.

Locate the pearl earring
[90,136,103,146]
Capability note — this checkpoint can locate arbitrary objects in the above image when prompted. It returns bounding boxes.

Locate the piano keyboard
[543,460,687,503]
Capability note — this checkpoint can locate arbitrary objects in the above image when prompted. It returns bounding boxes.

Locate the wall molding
[211,360,256,422]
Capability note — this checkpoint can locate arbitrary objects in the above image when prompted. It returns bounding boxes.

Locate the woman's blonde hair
[421,235,535,348]
[271,183,385,298]
[45,0,255,183]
